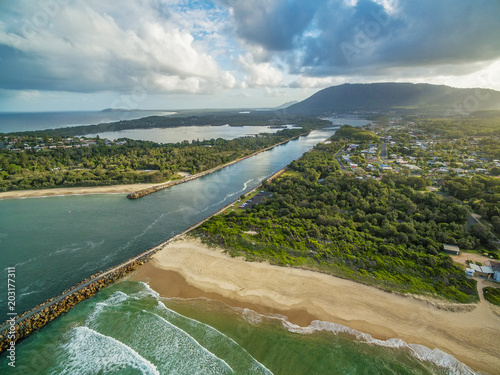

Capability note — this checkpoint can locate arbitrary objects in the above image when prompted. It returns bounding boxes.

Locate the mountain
[287,83,500,115]
[273,101,299,110]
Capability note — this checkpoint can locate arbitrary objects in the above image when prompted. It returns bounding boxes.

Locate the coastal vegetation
[483,287,500,306]
[0,124,325,191]
[196,125,486,303]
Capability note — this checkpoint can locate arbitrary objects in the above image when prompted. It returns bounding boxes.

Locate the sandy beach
[0,183,162,200]
[131,237,500,375]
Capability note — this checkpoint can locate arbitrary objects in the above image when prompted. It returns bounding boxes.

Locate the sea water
[0,111,174,133]
[0,281,472,375]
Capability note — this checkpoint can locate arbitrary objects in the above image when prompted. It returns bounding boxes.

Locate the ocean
[0,111,175,133]
[0,281,466,375]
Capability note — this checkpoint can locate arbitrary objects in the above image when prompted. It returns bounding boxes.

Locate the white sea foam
[85,291,129,326]
[48,240,104,258]
[8,254,44,269]
[136,282,476,374]
[136,281,161,299]
[147,310,234,374]
[241,178,254,193]
[150,284,273,374]
[53,326,160,375]
[408,344,476,375]
[120,213,167,251]
[240,308,263,324]
[284,320,476,375]
[17,290,39,299]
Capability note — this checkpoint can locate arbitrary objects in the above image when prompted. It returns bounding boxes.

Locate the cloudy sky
[1,0,499,111]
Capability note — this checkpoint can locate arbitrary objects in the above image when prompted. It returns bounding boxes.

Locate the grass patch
[483,287,500,306]
[279,170,303,179]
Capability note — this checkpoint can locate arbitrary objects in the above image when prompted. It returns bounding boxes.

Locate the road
[380,142,388,162]
[334,146,346,171]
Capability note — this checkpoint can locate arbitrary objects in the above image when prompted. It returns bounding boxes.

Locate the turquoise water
[0,281,466,375]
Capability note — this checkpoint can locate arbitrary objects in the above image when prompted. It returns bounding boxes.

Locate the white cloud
[0,0,235,94]
[238,53,283,87]
[289,76,340,89]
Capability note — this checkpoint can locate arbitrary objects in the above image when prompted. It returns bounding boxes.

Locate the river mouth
[0,127,337,315]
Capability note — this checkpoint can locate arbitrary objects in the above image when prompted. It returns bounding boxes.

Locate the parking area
[238,191,272,209]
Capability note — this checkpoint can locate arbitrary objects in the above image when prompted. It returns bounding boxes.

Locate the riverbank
[0,183,161,200]
[130,237,500,375]
[0,134,307,201]
[127,133,307,199]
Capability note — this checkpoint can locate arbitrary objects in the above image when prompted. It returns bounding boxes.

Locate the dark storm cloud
[229,0,323,51]
[230,0,500,76]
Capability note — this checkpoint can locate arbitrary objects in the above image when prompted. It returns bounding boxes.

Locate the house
[442,244,460,255]
[465,268,475,277]
[469,263,494,279]
[405,164,421,171]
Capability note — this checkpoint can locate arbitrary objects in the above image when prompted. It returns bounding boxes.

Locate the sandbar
[0,183,162,199]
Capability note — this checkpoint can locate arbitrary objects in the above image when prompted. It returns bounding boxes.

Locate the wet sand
[130,237,500,375]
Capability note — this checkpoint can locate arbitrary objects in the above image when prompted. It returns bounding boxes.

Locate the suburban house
[442,244,460,255]
[468,263,495,279]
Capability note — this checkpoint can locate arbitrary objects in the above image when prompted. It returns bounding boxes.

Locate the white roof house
[469,263,494,278]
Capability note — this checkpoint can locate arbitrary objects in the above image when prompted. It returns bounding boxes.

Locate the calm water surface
[0,111,174,133]
[87,124,301,143]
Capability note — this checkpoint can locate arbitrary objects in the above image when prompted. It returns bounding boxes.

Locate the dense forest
[0,127,312,191]
[442,175,500,241]
[416,115,500,139]
[196,127,481,303]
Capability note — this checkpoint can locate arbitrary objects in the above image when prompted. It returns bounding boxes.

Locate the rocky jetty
[127,134,304,199]
[0,148,299,353]
[0,248,156,353]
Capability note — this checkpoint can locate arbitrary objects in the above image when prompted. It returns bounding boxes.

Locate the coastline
[130,236,500,375]
[0,183,162,200]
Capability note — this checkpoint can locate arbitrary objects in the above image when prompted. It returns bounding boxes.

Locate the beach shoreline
[130,236,500,375]
[0,183,162,200]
